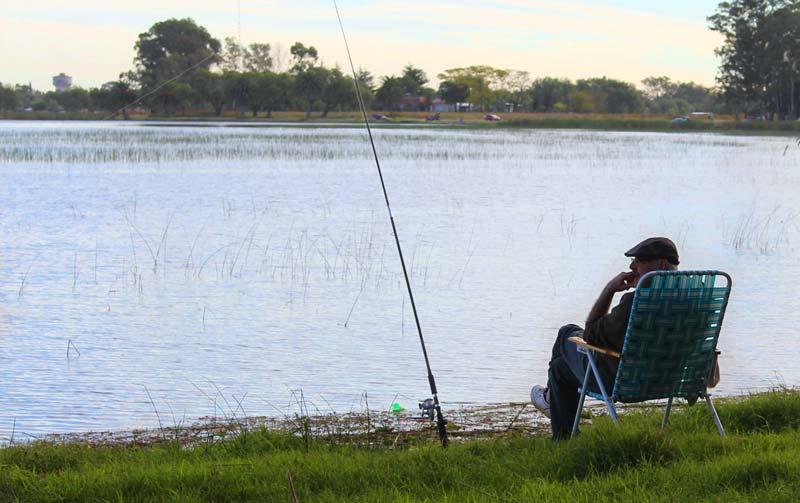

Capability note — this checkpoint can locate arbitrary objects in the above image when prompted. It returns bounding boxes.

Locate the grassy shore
[4,110,800,134]
[1,390,799,502]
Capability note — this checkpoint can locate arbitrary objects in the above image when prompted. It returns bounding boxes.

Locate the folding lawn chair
[569,270,732,438]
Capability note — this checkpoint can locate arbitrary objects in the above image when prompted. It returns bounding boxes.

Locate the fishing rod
[333,0,448,448]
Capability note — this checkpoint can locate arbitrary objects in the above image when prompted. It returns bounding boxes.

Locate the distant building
[52,73,73,92]
[431,97,454,113]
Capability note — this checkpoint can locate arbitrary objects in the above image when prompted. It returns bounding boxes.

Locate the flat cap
[624,237,679,265]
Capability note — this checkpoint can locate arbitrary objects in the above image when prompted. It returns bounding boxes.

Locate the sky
[0,0,724,91]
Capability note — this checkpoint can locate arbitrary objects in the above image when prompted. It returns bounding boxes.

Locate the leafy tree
[244,43,273,73]
[289,42,319,73]
[355,68,375,92]
[707,0,799,117]
[192,69,226,116]
[376,75,405,111]
[262,72,292,118]
[150,81,193,115]
[89,80,137,118]
[504,70,531,111]
[438,66,508,111]
[640,76,717,114]
[32,92,61,112]
[220,37,244,72]
[569,90,594,113]
[223,71,250,115]
[55,87,90,111]
[399,64,428,94]
[0,84,20,113]
[15,83,34,109]
[321,67,355,117]
[530,77,574,112]
[293,66,328,118]
[438,81,470,109]
[576,77,643,113]
[243,71,290,118]
[133,18,220,111]
[758,5,800,117]
[641,76,673,100]
[287,42,324,118]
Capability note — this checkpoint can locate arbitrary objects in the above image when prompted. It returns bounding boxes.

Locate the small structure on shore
[52,73,72,92]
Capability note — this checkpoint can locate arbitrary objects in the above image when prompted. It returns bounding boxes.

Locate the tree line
[3,4,799,118]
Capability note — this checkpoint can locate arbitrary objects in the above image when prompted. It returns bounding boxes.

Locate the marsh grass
[0,390,798,502]
[724,207,798,253]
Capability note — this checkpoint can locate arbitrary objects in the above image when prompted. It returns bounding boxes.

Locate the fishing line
[332,0,448,448]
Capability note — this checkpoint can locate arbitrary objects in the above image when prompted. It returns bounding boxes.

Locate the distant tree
[56,87,90,111]
[438,80,470,110]
[576,77,643,113]
[244,43,273,73]
[293,66,327,118]
[287,42,324,118]
[149,81,192,115]
[530,77,574,112]
[0,84,20,113]
[89,80,137,118]
[641,76,673,101]
[438,66,508,111]
[355,68,375,92]
[262,72,292,118]
[321,67,355,117]
[707,0,800,117]
[640,75,719,114]
[244,71,290,118]
[353,69,375,110]
[569,90,594,113]
[376,75,405,111]
[33,92,61,112]
[15,83,34,109]
[133,18,220,113]
[192,69,226,116]
[399,64,428,95]
[289,42,319,73]
[758,5,800,118]
[220,37,244,72]
[504,70,531,111]
[223,71,250,115]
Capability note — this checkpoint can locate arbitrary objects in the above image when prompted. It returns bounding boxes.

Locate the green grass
[2,390,800,502]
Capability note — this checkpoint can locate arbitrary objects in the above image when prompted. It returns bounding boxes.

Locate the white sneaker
[530,385,551,418]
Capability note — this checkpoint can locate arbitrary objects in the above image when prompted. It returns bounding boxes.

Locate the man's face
[629,257,666,280]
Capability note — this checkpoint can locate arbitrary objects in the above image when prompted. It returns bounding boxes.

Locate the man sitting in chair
[530,237,680,440]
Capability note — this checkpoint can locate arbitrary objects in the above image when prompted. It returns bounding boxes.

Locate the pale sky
[0,0,724,91]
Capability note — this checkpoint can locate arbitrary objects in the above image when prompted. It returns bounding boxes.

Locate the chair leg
[586,351,618,423]
[571,361,592,438]
[661,397,673,430]
[704,393,726,437]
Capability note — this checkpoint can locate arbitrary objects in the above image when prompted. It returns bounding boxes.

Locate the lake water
[1,121,798,440]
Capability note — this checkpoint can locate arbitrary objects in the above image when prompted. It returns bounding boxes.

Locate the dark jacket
[583,292,633,387]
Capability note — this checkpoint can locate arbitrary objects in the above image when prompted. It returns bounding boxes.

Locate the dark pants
[548,324,593,440]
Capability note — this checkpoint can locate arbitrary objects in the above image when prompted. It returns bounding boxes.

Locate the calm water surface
[1,121,798,439]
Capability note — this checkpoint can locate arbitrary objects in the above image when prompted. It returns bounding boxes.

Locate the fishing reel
[418,398,435,420]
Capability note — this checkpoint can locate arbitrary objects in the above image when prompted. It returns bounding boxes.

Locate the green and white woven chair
[569,270,732,438]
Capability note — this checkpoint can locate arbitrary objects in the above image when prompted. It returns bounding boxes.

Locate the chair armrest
[568,336,621,359]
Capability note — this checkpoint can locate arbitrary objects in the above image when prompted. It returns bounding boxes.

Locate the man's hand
[606,271,638,293]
